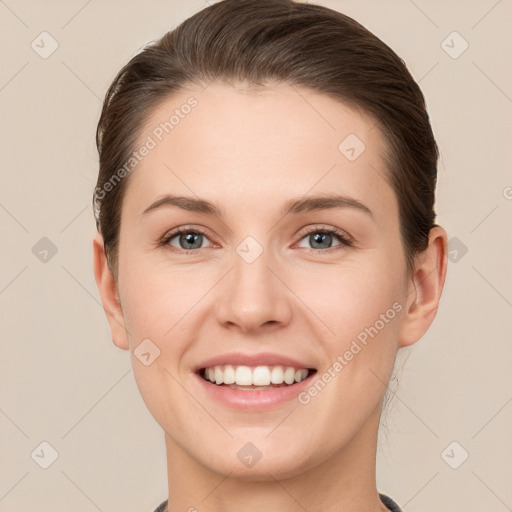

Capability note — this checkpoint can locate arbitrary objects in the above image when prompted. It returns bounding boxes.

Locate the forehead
[123,82,396,223]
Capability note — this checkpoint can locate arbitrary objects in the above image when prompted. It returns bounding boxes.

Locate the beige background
[1,0,511,511]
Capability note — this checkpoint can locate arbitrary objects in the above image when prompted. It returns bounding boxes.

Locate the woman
[92,1,448,510]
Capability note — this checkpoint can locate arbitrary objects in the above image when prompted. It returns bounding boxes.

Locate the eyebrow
[141,193,373,219]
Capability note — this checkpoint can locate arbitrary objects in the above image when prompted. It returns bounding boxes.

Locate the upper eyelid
[300,224,350,236]
[297,224,353,243]
[163,225,216,241]
[163,224,347,238]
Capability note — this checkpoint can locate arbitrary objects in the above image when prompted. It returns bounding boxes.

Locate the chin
[202,448,314,482]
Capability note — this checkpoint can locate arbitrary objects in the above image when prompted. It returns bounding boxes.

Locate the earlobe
[398,226,448,348]
[92,234,130,350]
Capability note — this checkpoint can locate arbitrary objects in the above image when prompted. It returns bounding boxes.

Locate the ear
[92,233,130,350]
[398,226,448,348]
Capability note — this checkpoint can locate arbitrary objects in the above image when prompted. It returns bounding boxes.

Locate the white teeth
[202,365,311,386]
[252,366,270,386]
[223,364,236,384]
[270,366,284,384]
[284,367,296,384]
[235,366,253,386]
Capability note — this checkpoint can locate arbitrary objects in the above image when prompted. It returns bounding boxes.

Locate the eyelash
[159,225,354,254]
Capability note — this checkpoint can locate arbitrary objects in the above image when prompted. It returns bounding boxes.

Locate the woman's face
[104,83,417,479]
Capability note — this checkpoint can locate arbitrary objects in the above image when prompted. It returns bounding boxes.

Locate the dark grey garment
[154,493,402,511]
[379,493,403,512]
[153,500,167,512]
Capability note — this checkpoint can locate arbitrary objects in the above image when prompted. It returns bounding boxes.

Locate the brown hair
[94,0,439,280]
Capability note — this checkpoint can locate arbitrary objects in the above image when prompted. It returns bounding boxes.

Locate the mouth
[196,364,318,391]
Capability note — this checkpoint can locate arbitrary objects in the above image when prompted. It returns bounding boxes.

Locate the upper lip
[193,352,317,372]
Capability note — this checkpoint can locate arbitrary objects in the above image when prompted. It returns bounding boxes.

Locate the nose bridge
[215,236,292,331]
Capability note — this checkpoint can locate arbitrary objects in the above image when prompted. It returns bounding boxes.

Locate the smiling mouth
[197,365,317,390]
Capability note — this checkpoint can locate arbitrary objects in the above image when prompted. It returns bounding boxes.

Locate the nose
[215,245,293,334]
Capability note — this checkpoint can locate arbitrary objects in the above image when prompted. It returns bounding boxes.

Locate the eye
[296,226,353,250]
[159,225,352,253]
[162,228,214,251]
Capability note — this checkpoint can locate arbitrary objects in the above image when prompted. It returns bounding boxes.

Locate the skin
[93,82,447,512]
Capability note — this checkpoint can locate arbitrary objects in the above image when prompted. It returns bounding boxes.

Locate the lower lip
[194,371,316,411]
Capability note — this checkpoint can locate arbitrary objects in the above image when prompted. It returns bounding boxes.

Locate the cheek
[290,261,404,345]
[118,255,207,342]
[293,265,403,423]
[118,262,204,427]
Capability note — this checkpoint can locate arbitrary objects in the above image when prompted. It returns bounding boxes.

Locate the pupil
[311,232,331,249]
